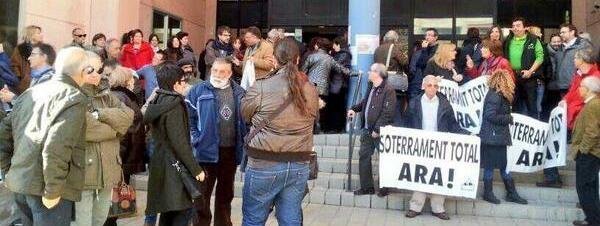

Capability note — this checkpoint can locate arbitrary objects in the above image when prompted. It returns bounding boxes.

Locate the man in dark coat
[186,58,246,226]
[143,62,205,225]
[347,63,397,197]
[0,47,93,225]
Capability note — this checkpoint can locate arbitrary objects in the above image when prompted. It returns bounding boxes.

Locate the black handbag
[165,150,203,200]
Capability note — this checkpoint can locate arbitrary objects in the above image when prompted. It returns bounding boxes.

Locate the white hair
[268,29,283,40]
[581,76,600,93]
[54,47,89,77]
[370,63,388,78]
[383,30,399,43]
[421,75,442,89]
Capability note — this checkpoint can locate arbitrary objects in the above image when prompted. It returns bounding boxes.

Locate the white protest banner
[437,76,489,134]
[506,106,567,173]
[378,126,481,199]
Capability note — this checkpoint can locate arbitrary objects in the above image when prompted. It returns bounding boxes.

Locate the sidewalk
[119,191,569,226]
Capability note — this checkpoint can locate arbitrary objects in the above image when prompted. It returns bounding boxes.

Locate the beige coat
[82,83,134,190]
[242,40,275,79]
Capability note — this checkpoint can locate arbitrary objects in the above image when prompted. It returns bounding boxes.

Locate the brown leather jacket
[241,68,319,162]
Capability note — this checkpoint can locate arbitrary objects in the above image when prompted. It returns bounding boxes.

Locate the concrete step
[132,171,581,205]
[301,188,584,223]
[131,173,582,223]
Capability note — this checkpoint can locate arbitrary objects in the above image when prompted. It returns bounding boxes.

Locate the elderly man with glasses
[403,75,470,220]
[347,63,397,197]
[68,27,87,49]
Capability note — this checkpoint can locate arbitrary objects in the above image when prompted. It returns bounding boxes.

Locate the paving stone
[314,135,326,145]
[371,195,388,209]
[354,194,371,208]
[309,188,326,204]
[341,191,356,207]
[325,189,342,205]
[456,200,474,215]
[322,146,337,158]
[326,134,340,146]
[387,194,404,210]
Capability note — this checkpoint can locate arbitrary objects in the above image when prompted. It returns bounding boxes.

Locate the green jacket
[81,81,134,190]
[570,97,600,160]
[0,74,88,202]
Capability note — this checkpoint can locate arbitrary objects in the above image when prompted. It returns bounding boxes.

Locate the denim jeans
[536,80,544,119]
[14,193,73,226]
[483,168,512,181]
[242,161,309,226]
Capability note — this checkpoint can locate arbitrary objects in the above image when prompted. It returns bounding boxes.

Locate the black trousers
[193,147,237,226]
[324,88,348,133]
[514,78,539,118]
[575,153,600,225]
[541,89,567,121]
[358,130,379,190]
[159,209,191,226]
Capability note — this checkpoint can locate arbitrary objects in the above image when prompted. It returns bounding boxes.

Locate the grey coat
[301,49,351,96]
[546,37,592,90]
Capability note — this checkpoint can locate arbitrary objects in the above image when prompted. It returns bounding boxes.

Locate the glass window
[455,17,494,35]
[152,11,181,49]
[413,18,453,35]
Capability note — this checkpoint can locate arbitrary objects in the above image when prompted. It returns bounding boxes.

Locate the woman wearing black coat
[479,69,527,205]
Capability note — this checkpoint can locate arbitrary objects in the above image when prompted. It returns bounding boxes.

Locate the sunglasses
[82,65,103,75]
[75,34,87,38]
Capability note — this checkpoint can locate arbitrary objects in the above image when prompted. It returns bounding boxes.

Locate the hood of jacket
[143,89,183,123]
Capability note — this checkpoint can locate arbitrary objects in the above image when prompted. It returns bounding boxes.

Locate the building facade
[1,0,217,56]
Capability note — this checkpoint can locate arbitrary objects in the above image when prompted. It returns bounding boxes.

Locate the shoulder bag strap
[244,96,293,146]
[385,44,395,68]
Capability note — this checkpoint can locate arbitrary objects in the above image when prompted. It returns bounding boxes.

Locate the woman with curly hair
[479,69,528,205]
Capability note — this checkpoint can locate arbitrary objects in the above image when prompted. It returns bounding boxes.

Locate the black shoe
[503,178,528,205]
[353,188,375,196]
[405,210,421,218]
[377,188,390,197]
[535,180,563,188]
[432,212,450,220]
[482,179,500,204]
[572,220,594,226]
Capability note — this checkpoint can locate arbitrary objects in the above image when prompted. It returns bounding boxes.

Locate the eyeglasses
[75,34,87,38]
[30,51,43,56]
[426,84,439,88]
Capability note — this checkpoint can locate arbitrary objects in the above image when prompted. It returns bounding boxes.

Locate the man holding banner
[347,63,396,197]
[403,75,469,220]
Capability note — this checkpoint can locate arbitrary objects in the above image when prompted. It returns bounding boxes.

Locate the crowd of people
[0,15,598,226]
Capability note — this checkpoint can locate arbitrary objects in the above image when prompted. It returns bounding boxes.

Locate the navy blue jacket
[479,89,513,146]
[405,92,469,135]
[185,81,247,165]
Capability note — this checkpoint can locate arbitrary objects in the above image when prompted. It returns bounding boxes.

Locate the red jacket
[120,42,154,70]
[465,56,515,81]
[563,64,600,129]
